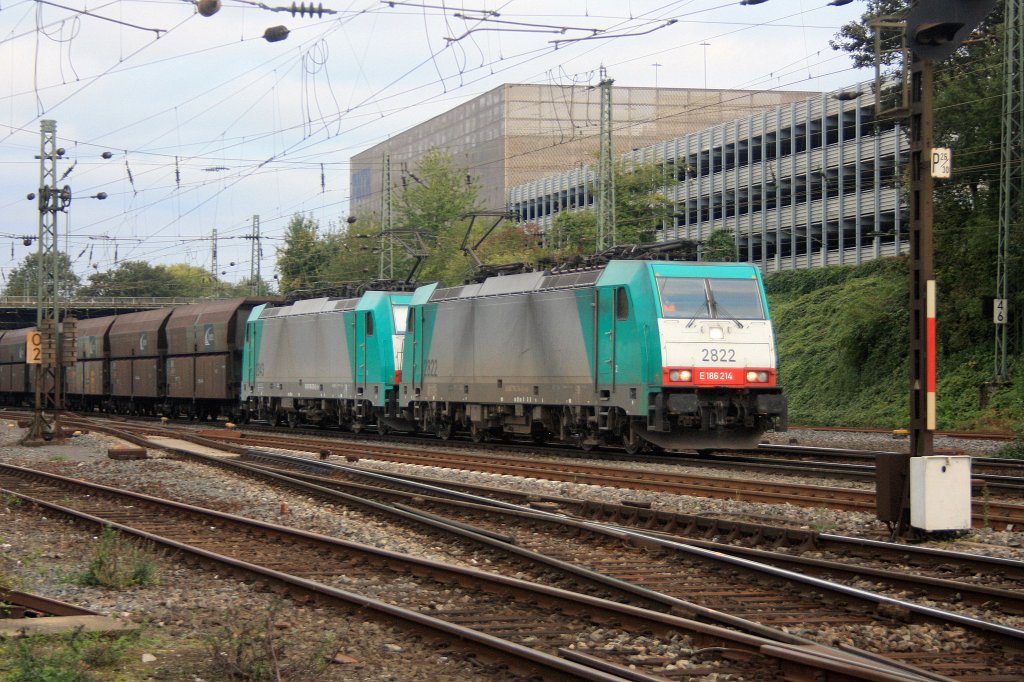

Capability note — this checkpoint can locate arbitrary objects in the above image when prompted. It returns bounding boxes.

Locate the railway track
[15,409,1024,493]
[232,449,1024,619]
[42,419,1024,680]
[128,441,1024,678]
[0,461,929,682]
[183,428,1024,529]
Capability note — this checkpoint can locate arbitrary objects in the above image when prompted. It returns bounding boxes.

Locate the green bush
[0,628,140,682]
[204,602,338,682]
[74,527,159,590]
[766,258,1023,431]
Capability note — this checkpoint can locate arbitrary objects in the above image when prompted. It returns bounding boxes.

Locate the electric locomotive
[241,291,411,430]
[395,260,786,451]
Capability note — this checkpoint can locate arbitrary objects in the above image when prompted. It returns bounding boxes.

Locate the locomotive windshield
[658,277,765,320]
[392,304,409,334]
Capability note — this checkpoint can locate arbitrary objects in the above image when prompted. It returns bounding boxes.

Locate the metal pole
[996,0,1022,380]
[381,152,393,279]
[250,215,261,296]
[25,119,62,443]
[597,68,615,251]
[211,227,218,296]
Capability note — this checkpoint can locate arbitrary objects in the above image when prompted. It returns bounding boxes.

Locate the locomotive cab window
[658,277,765,320]
[615,287,629,321]
[708,278,765,320]
[392,304,409,334]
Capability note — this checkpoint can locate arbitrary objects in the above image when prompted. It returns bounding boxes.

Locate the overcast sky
[0,0,870,289]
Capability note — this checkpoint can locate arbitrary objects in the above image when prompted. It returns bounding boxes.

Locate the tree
[3,252,80,298]
[389,149,481,285]
[548,211,599,256]
[275,214,332,292]
[829,0,909,69]
[394,149,479,238]
[831,2,1011,357]
[613,160,675,245]
[547,159,674,256]
[319,220,385,284]
[80,260,223,298]
[701,229,737,262]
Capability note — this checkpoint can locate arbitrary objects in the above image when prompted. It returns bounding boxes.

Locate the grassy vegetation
[72,527,160,590]
[766,257,1024,438]
[0,628,142,682]
[204,602,339,682]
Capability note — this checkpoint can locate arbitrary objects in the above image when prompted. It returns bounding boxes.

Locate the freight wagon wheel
[436,421,453,441]
[287,411,300,429]
[376,420,391,436]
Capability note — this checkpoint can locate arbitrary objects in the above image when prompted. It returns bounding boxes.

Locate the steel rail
[150,443,1024,676]
[0,462,925,682]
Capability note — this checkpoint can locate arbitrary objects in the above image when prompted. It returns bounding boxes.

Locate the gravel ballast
[1,423,1022,680]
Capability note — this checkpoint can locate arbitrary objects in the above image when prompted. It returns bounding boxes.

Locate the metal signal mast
[24,120,74,443]
[249,215,262,296]
[996,0,1023,380]
[596,67,615,252]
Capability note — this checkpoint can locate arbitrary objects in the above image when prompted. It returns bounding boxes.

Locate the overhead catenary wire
[2,0,937,281]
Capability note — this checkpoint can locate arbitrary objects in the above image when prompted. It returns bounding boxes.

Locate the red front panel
[662,367,777,388]
[693,367,745,386]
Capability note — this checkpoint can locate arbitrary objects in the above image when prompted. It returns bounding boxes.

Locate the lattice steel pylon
[210,227,218,295]
[25,119,67,443]
[996,0,1023,380]
[250,215,262,296]
[380,152,394,279]
[596,67,615,252]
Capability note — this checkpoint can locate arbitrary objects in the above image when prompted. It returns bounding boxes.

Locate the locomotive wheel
[622,428,643,455]
[469,423,487,443]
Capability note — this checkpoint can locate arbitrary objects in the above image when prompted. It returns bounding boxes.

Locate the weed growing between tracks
[0,626,144,682]
[994,436,1024,460]
[204,600,341,682]
[72,527,160,590]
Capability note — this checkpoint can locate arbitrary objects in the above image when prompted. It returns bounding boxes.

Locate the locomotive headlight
[669,369,692,382]
[709,327,724,340]
[745,371,770,383]
[746,371,758,382]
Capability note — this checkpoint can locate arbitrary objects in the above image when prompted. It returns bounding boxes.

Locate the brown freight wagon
[64,315,116,412]
[164,298,263,420]
[107,308,173,415]
[0,328,31,406]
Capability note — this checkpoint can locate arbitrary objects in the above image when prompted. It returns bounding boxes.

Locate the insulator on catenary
[264,25,290,42]
[290,2,324,18]
[196,0,221,17]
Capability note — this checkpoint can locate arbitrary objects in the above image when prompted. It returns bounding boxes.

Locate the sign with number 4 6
[994,298,1008,325]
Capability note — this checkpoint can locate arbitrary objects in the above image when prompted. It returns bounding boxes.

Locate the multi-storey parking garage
[508,84,907,272]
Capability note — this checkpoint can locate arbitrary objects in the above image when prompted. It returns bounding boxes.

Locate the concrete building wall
[349,84,813,219]
[508,83,908,272]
